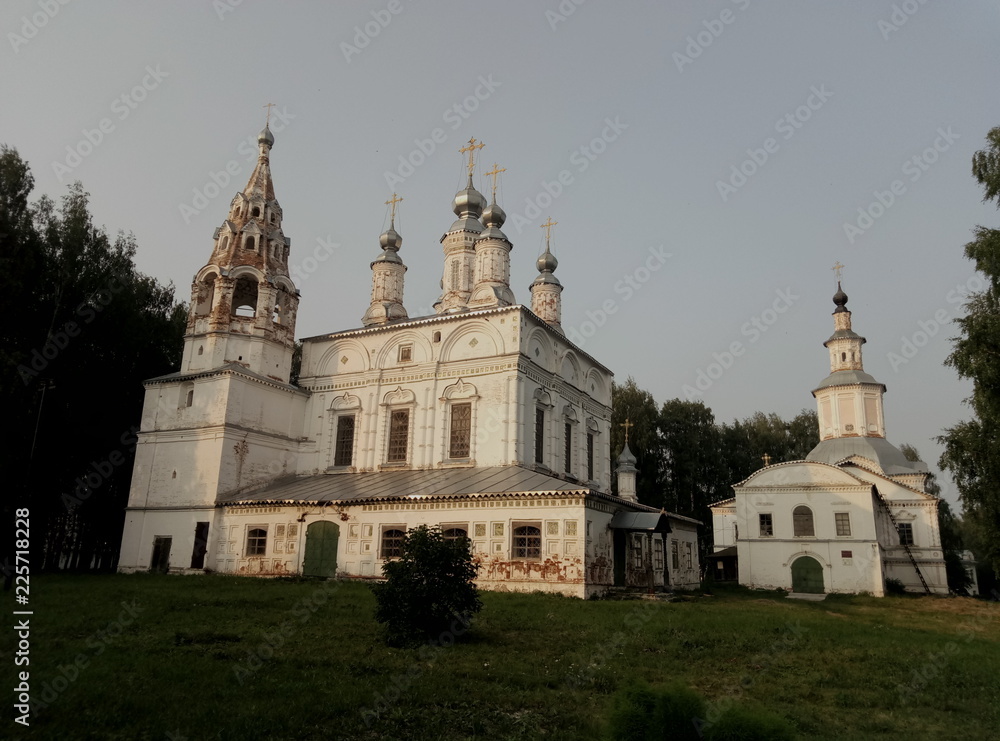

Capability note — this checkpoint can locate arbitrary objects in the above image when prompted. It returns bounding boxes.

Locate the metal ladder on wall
[874,488,931,594]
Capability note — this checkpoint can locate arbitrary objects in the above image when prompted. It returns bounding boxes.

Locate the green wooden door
[303,521,339,577]
[791,556,824,593]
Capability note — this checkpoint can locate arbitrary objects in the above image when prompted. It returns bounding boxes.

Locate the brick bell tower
[180,119,299,383]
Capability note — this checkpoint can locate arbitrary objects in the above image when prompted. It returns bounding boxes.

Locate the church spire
[811,270,887,442]
[362,194,408,326]
[529,218,563,333]
[180,113,298,384]
[435,138,486,314]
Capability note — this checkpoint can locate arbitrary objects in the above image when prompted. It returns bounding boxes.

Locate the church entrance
[303,521,339,577]
[791,556,824,593]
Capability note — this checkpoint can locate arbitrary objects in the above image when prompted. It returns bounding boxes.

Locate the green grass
[9,575,1000,740]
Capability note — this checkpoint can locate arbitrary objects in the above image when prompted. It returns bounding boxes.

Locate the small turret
[436,138,486,314]
[362,194,408,326]
[529,218,563,333]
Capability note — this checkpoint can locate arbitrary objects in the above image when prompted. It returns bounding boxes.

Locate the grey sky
[4,1,999,509]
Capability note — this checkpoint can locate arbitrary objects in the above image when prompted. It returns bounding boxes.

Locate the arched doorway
[303,521,339,577]
[791,555,824,593]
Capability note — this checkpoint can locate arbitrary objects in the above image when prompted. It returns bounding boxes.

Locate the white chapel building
[118,125,700,597]
[710,283,947,596]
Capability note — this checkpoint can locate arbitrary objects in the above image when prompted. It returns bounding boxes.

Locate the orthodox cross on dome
[620,418,634,445]
[761,453,772,467]
[541,217,557,246]
[262,102,276,126]
[459,137,485,177]
[484,162,506,201]
[832,261,845,281]
[385,192,403,225]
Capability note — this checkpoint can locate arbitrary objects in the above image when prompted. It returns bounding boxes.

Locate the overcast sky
[4,1,999,509]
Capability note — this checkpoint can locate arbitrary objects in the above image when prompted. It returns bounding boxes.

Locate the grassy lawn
[8,574,999,740]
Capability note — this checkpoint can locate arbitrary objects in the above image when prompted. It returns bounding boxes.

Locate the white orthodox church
[118,125,700,597]
[710,284,948,596]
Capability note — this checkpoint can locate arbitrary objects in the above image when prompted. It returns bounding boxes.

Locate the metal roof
[812,369,885,393]
[222,465,592,505]
[806,436,928,475]
[610,511,671,532]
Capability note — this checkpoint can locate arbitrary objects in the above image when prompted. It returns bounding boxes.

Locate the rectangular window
[398,344,412,363]
[654,540,664,571]
[512,523,542,560]
[246,527,267,556]
[449,403,472,459]
[759,513,773,537]
[684,542,693,570]
[835,512,852,537]
[586,433,594,480]
[564,422,572,474]
[630,535,643,570]
[671,541,679,570]
[334,415,356,466]
[534,408,545,464]
[898,523,914,546]
[387,409,409,462]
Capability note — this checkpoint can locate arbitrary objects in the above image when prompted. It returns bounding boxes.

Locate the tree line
[1,145,186,574]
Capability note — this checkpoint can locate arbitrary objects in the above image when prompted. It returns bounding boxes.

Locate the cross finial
[761,453,772,467]
[620,418,634,445]
[459,137,485,178]
[484,162,506,202]
[832,261,844,281]
[263,102,276,126]
[385,193,403,225]
[541,217,557,246]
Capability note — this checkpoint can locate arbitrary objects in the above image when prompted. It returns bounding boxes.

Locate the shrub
[607,681,706,740]
[885,577,907,595]
[370,525,482,646]
[703,704,796,741]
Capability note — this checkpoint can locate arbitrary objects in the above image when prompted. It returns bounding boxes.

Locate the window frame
[563,421,573,475]
[448,402,472,460]
[511,523,542,561]
[835,512,852,537]
[759,512,774,537]
[380,526,406,559]
[245,526,268,556]
[793,505,815,537]
[897,522,914,546]
[534,407,545,464]
[333,414,356,467]
[386,408,410,463]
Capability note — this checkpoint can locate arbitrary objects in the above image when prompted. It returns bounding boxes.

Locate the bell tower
[180,119,299,383]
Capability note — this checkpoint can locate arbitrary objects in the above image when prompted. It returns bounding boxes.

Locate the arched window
[246,527,267,556]
[793,506,815,537]
[381,528,405,559]
[841,352,846,362]
[194,274,216,316]
[245,235,256,252]
[512,524,541,560]
[252,206,261,218]
[232,277,258,317]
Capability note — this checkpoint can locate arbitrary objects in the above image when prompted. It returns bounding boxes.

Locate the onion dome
[372,224,403,266]
[833,281,849,313]
[617,440,637,470]
[258,125,274,147]
[531,245,561,287]
[479,199,509,242]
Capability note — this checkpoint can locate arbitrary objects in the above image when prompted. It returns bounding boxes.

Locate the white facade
[118,126,700,597]
[710,283,947,596]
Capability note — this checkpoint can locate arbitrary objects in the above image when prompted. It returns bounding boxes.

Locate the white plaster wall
[118,509,216,572]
